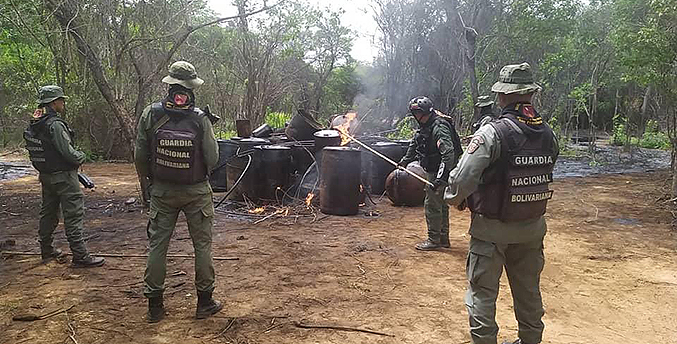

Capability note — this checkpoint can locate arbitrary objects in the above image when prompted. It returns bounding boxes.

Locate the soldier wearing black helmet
[398,96,463,251]
[23,85,105,267]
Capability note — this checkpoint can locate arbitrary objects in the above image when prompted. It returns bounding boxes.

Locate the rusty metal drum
[385,161,426,206]
[320,146,361,215]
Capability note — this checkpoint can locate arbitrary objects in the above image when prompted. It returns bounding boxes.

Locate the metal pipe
[336,128,433,187]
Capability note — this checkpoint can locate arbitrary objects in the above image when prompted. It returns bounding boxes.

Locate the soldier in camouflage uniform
[472,95,496,133]
[399,96,462,251]
[135,61,222,323]
[23,85,105,267]
[444,63,559,344]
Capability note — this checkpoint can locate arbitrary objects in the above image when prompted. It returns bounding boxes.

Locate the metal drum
[393,139,411,156]
[385,161,426,206]
[291,141,315,175]
[226,138,270,201]
[258,145,292,200]
[285,110,322,141]
[209,139,238,192]
[320,147,361,215]
[313,130,341,152]
[252,123,273,138]
[365,141,406,195]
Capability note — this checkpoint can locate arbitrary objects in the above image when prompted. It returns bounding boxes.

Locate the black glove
[431,178,447,191]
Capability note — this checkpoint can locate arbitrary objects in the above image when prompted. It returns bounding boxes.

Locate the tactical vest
[415,114,463,172]
[149,103,207,185]
[468,116,557,222]
[23,113,79,173]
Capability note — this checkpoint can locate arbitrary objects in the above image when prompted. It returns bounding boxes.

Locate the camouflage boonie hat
[161,61,204,89]
[37,85,68,104]
[474,95,494,108]
[491,62,542,95]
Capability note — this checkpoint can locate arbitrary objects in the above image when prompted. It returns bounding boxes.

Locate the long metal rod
[336,128,433,187]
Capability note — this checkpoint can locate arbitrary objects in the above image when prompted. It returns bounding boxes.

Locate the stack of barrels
[209,110,426,213]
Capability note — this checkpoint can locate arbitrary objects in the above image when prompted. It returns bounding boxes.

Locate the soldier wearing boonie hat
[161,61,205,90]
[490,62,542,95]
[444,62,558,344]
[472,95,496,132]
[23,85,105,268]
[135,61,221,323]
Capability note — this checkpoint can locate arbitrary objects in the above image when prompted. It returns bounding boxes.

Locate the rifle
[203,105,220,125]
[77,173,95,189]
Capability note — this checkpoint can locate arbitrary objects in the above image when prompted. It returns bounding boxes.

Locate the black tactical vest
[149,103,207,185]
[468,114,557,222]
[23,112,79,173]
[415,114,462,172]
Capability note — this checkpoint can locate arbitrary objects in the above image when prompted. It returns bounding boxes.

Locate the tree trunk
[672,142,677,198]
[639,85,652,137]
[46,0,136,158]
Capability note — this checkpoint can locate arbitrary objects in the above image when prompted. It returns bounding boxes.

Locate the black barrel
[320,147,361,215]
[226,138,271,201]
[366,141,407,195]
[285,110,322,141]
[291,141,315,175]
[393,139,411,155]
[313,130,341,152]
[258,145,292,200]
[209,139,239,192]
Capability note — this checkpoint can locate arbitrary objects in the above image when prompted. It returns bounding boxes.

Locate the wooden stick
[336,128,433,187]
[211,318,236,339]
[294,321,395,337]
[12,304,75,322]
[1,251,239,261]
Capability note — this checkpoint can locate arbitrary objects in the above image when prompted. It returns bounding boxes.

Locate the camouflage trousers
[465,236,545,344]
[424,172,449,243]
[144,187,216,298]
[38,170,88,259]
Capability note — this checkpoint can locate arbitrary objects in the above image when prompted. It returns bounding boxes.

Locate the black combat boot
[440,235,451,248]
[71,254,105,268]
[195,291,223,319]
[41,247,65,261]
[147,296,165,323]
[415,239,442,251]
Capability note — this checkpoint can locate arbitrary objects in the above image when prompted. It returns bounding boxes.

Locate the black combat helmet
[408,96,434,115]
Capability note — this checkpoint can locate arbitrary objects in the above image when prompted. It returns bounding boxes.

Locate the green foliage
[612,117,670,149]
[265,112,291,129]
[639,120,670,149]
[387,117,416,140]
[612,113,628,146]
[213,129,237,140]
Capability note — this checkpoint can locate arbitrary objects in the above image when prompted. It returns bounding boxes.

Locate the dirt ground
[1,162,676,344]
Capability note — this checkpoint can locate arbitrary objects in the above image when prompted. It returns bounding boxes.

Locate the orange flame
[334,112,357,146]
[305,193,315,206]
[248,207,265,214]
